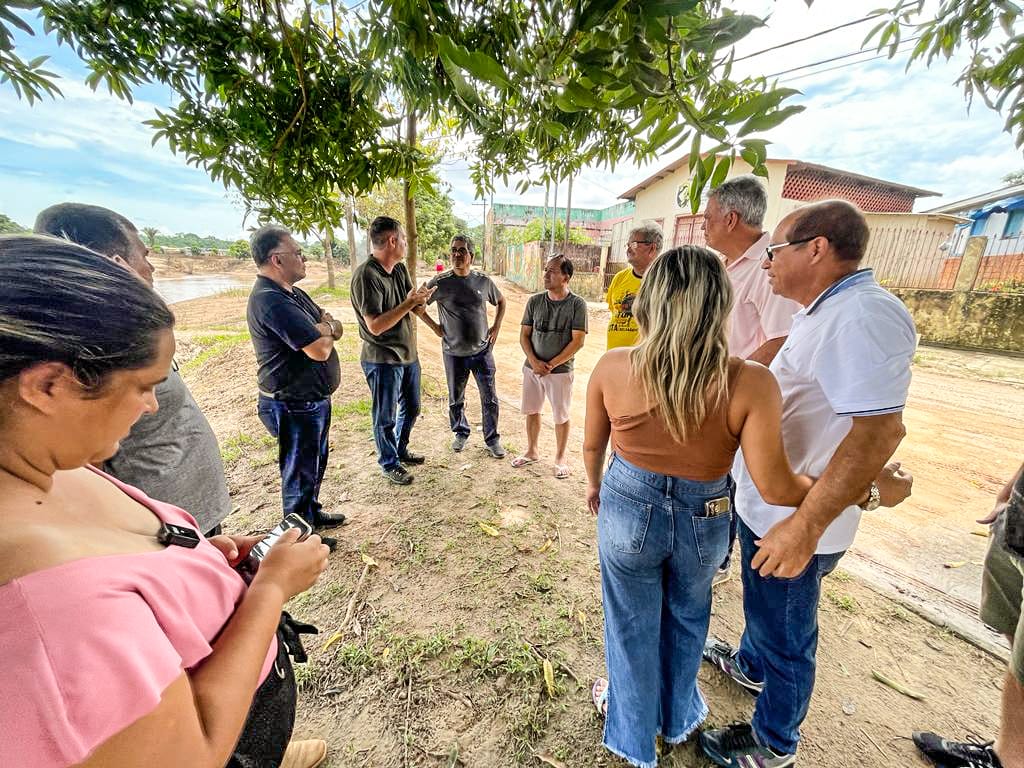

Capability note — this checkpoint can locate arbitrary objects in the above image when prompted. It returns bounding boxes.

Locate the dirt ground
[173,269,1011,767]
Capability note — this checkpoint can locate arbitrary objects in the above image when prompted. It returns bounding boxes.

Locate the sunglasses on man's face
[764,235,821,262]
[451,246,469,255]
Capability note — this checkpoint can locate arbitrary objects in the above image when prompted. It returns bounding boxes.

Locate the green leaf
[644,0,700,15]
[437,36,512,90]
[564,81,605,109]
[739,105,805,137]
[710,154,731,188]
[543,121,566,138]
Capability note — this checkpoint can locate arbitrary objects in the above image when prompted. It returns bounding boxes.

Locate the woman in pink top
[0,236,329,768]
[582,245,813,768]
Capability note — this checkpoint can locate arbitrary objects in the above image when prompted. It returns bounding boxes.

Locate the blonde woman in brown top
[582,245,812,768]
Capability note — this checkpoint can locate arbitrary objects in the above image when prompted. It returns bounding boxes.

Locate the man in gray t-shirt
[34,203,231,534]
[513,254,588,479]
[420,235,507,457]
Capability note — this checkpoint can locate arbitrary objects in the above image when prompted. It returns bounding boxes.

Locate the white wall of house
[629,158,793,236]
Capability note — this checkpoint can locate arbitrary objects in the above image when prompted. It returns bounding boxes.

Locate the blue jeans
[442,348,500,445]
[735,519,845,755]
[598,455,732,768]
[257,396,332,526]
[361,361,421,471]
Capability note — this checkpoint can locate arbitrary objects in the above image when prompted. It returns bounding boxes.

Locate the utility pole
[550,180,558,254]
[563,175,574,251]
[345,194,357,268]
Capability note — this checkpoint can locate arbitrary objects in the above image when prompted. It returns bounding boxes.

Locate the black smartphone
[236,514,313,582]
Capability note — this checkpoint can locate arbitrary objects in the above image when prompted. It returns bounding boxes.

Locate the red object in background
[435,259,444,272]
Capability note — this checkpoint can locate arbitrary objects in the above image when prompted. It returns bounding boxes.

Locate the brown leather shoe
[281,739,328,768]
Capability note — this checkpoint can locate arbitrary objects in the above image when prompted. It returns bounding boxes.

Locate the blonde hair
[630,245,733,442]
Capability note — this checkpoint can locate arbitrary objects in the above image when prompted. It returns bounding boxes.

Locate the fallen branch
[859,726,886,757]
[338,563,371,635]
[404,672,413,768]
[872,669,926,700]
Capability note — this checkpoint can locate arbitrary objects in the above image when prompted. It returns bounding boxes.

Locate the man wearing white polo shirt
[701,200,916,768]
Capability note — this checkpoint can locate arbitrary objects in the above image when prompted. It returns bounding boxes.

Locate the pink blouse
[0,469,277,767]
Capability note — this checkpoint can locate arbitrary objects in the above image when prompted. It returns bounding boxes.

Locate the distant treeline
[153,232,236,251]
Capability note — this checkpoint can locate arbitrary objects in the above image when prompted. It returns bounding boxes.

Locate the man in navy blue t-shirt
[246,224,345,538]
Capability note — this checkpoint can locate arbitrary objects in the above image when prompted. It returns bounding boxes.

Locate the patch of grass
[421,374,447,400]
[309,281,351,300]
[889,606,913,623]
[829,569,852,583]
[181,331,250,373]
[526,571,555,594]
[826,590,860,613]
[331,397,372,428]
[333,325,360,362]
[219,432,271,464]
[508,699,556,764]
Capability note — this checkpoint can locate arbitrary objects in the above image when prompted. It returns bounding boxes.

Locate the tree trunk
[403,111,418,282]
[563,175,574,251]
[323,226,336,289]
[345,195,357,268]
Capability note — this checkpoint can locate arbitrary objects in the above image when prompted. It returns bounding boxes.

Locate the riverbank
[174,277,1006,767]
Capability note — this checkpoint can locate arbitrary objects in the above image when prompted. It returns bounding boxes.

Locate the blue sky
[1,2,1021,239]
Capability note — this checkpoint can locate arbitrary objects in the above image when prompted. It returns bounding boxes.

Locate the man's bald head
[783,199,870,263]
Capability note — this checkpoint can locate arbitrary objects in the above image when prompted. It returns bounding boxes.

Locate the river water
[154,274,250,304]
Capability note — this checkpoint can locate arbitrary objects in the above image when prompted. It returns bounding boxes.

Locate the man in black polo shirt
[247,224,346,539]
[350,216,433,485]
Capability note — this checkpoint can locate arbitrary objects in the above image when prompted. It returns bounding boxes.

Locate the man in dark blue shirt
[247,224,345,539]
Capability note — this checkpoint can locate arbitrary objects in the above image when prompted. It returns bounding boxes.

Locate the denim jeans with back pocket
[598,455,732,768]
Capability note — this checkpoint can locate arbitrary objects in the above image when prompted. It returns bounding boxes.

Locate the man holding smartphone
[350,216,434,485]
[913,460,1024,768]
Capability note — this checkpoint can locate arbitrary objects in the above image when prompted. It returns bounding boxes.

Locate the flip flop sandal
[591,677,609,717]
[511,455,537,468]
[554,464,572,479]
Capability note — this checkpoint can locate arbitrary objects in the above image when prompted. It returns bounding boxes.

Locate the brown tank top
[609,359,742,480]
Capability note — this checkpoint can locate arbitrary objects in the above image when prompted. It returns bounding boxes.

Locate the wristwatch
[859,482,881,511]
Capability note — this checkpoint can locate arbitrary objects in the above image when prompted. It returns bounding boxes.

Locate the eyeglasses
[450,246,469,255]
[627,240,653,247]
[269,249,303,260]
[764,236,821,261]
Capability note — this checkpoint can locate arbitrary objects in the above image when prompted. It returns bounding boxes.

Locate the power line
[778,42,920,84]
[734,13,882,63]
[765,36,920,79]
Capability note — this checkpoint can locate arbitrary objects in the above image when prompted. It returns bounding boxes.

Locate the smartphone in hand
[236,513,313,583]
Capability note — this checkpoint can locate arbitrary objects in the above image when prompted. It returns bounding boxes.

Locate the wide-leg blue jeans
[598,455,732,768]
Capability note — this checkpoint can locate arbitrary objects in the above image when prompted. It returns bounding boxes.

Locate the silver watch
[860,482,881,511]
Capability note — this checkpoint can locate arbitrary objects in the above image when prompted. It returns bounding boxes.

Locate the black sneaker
[913,732,1003,767]
[383,465,414,485]
[485,441,507,459]
[319,535,338,552]
[313,511,346,529]
[700,723,795,767]
[703,636,765,695]
[451,434,468,452]
[398,451,425,465]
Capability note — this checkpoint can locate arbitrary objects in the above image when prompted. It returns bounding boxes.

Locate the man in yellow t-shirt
[606,222,663,349]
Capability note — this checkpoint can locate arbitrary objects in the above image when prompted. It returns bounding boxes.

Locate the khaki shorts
[981,516,1024,683]
[521,366,574,424]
